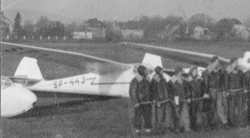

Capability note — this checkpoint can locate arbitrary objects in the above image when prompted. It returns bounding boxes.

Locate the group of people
[129,56,250,135]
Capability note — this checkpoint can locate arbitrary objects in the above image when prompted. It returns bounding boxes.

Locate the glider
[2,42,249,117]
[1,42,166,117]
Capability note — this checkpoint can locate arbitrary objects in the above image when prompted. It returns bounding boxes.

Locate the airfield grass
[1,41,250,138]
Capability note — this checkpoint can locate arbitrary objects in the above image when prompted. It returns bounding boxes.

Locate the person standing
[129,65,153,134]
[187,66,208,131]
[170,67,191,132]
[150,66,174,133]
[225,58,247,128]
[202,56,229,129]
[245,68,250,125]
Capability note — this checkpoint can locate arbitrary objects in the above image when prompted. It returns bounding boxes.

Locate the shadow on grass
[12,97,115,119]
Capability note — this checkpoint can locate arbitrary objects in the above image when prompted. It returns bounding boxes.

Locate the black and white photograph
[1,0,250,137]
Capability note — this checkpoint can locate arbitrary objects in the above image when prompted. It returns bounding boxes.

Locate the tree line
[13,13,65,39]
[9,12,250,41]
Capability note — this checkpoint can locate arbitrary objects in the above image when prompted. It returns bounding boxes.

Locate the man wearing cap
[202,56,229,129]
[245,68,250,125]
[225,57,247,128]
[187,66,208,131]
[129,65,153,134]
[170,67,191,132]
[150,66,174,133]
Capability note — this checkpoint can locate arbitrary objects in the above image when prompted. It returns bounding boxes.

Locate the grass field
[1,41,250,138]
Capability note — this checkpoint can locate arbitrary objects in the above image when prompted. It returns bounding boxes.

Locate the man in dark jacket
[150,66,174,132]
[170,67,191,132]
[225,58,247,127]
[129,65,152,134]
[187,66,208,131]
[202,56,229,129]
[245,68,250,125]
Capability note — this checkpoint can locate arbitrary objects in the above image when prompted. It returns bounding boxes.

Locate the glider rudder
[14,57,44,80]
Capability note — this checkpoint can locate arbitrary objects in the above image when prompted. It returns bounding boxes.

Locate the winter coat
[202,68,226,91]
[188,77,206,98]
[150,74,173,102]
[225,66,246,91]
[245,70,250,91]
[129,74,152,105]
[169,75,191,101]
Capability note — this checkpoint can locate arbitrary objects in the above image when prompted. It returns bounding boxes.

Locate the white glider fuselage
[13,53,166,98]
[27,67,135,98]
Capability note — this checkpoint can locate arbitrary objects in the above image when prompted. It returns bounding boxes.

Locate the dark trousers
[190,101,202,130]
[202,99,214,128]
[247,93,250,125]
[228,90,246,127]
[210,89,228,125]
[134,104,152,130]
[173,102,191,131]
[155,103,174,130]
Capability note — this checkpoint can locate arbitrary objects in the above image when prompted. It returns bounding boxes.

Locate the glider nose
[1,86,37,117]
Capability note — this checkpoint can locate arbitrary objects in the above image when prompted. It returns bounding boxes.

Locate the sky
[2,0,250,22]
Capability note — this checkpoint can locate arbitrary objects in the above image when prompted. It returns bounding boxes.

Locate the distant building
[120,29,144,40]
[72,31,92,40]
[232,24,249,40]
[192,26,211,40]
[84,18,106,39]
[0,12,12,37]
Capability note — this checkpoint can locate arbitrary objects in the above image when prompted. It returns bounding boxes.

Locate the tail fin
[238,51,250,72]
[15,57,43,80]
[243,51,250,63]
[142,53,163,68]
[142,53,170,80]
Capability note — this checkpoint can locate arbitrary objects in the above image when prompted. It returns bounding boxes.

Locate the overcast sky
[2,0,250,21]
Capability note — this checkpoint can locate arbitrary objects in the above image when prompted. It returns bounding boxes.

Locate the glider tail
[15,57,44,80]
[244,51,250,63]
[238,51,250,72]
[141,53,172,81]
[142,53,163,68]
[242,51,250,71]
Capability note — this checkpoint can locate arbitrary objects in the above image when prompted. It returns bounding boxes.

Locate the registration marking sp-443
[53,76,85,89]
